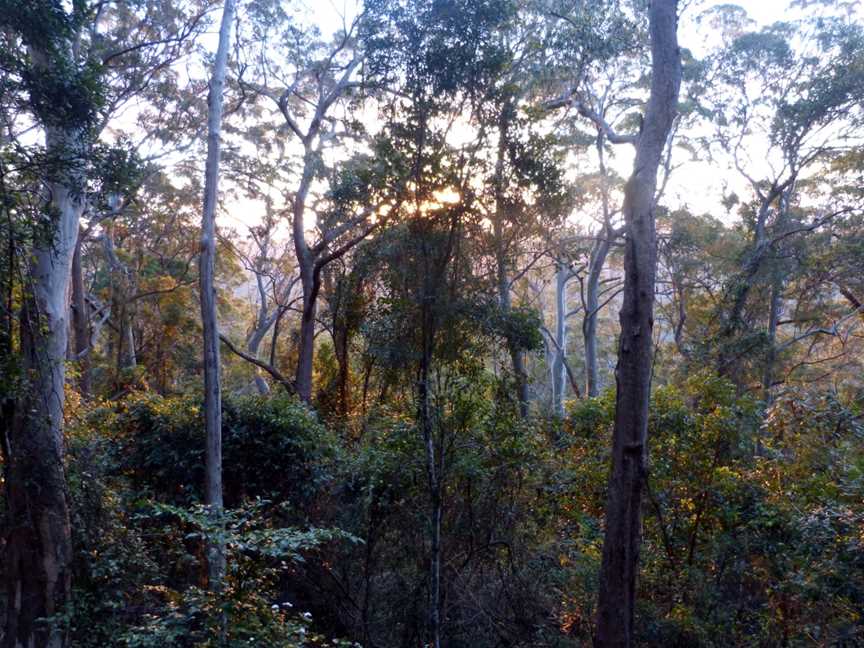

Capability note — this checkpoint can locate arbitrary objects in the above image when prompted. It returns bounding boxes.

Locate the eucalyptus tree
[541,0,643,399]
[701,9,864,385]
[0,1,210,643]
[237,2,397,403]
[0,3,100,644]
[199,0,237,594]
[544,0,683,642]
[237,199,300,395]
[68,0,212,395]
[592,0,680,637]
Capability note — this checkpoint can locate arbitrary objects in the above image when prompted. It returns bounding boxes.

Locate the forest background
[0,0,863,646]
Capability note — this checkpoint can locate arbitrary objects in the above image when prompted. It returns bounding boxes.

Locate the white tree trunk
[551,263,569,417]
[199,0,237,591]
[5,123,84,648]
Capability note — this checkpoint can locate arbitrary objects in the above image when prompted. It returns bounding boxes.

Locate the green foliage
[560,372,864,645]
[100,392,339,510]
[0,0,105,129]
[483,303,544,352]
[120,502,357,648]
[66,395,357,647]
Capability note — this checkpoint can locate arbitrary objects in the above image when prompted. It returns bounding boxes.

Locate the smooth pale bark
[293,149,318,403]
[199,0,236,591]
[551,263,569,416]
[584,135,617,398]
[583,236,613,399]
[245,267,279,395]
[70,232,91,395]
[594,1,681,646]
[5,122,83,648]
[583,176,620,397]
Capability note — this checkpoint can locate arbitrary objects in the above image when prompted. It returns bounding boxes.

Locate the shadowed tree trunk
[492,100,529,416]
[594,1,681,646]
[583,231,613,398]
[199,0,236,593]
[4,123,84,648]
[584,133,620,398]
[103,222,137,374]
[762,266,782,404]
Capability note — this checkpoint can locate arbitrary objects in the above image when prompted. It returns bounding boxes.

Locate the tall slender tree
[593,1,681,645]
[200,0,237,591]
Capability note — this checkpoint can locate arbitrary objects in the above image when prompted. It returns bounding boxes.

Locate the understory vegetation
[62,374,864,646]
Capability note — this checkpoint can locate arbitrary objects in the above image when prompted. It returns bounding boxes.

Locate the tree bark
[551,263,569,416]
[70,232,91,396]
[762,267,782,404]
[4,124,83,648]
[199,0,236,592]
[419,346,442,648]
[103,222,137,374]
[584,233,612,398]
[293,148,318,403]
[594,2,681,646]
[245,270,276,395]
[584,133,617,398]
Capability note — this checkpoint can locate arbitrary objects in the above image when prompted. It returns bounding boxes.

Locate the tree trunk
[4,124,84,648]
[333,320,351,417]
[295,279,317,403]
[103,223,136,374]
[551,263,569,416]
[594,2,681,646]
[293,147,318,403]
[762,267,782,404]
[199,0,236,592]
[585,133,617,398]
[717,184,791,383]
[498,253,528,416]
[419,340,442,648]
[246,301,273,396]
[584,233,612,398]
[70,232,91,396]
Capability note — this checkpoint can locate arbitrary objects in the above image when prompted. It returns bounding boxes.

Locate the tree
[199,0,237,593]
[0,2,96,644]
[702,12,864,385]
[592,1,681,644]
[238,6,382,403]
